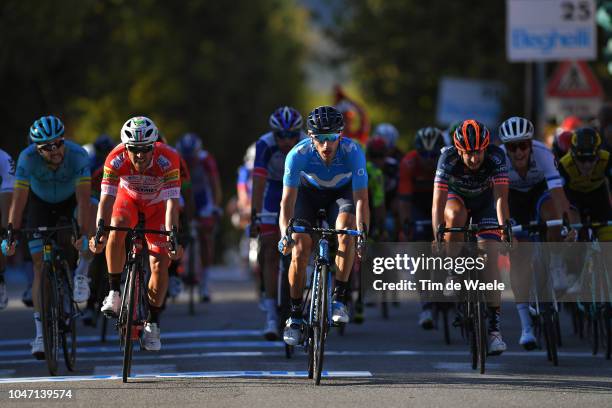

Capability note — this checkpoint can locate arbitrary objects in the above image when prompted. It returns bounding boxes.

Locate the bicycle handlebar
[289,225,362,236]
[94,220,178,252]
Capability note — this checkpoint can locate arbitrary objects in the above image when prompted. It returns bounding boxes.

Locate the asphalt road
[0,265,611,408]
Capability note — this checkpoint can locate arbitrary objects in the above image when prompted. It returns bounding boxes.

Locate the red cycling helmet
[552,130,572,159]
[453,119,490,152]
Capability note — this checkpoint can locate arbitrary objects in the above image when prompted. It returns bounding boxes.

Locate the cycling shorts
[565,184,612,225]
[112,187,168,255]
[294,184,355,228]
[26,192,77,255]
[508,180,550,227]
[448,188,500,241]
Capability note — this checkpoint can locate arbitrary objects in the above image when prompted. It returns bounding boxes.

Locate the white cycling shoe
[0,281,8,310]
[283,317,304,346]
[30,336,44,360]
[73,274,90,303]
[488,331,507,356]
[142,322,161,351]
[263,319,279,341]
[331,301,350,324]
[519,327,537,350]
[101,290,121,318]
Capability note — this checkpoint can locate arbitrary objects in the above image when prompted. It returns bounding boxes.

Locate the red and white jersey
[101,142,181,205]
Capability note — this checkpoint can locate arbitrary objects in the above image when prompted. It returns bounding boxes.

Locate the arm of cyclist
[431,185,447,241]
[73,181,91,251]
[166,197,183,260]
[2,186,28,256]
[493,182,510,241]
[278,185,297,255]
[354,187,370,257]
[89,192,114,253]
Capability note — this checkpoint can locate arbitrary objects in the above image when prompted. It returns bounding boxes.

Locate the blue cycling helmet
[269,106,303,132]
[94,134,115,154]
[176,132,202,156]
[29,115,65,144]
[307,105,344,133]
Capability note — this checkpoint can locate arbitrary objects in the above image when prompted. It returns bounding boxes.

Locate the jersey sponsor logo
[284,167,291,176]
[157,155,171,171]
[110,155,125,170]
[8,158,15,176]
[164,169,180,183]
[341,142,357,153]
[357,168,366,177]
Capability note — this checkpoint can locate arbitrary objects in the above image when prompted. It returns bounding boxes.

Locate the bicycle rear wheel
[41,263,59,375]
[122,263,137,383]
[313,264,328,385]
[59,261,77,371]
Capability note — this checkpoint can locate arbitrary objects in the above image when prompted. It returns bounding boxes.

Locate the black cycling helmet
[415,127,445,154]
[570,127,601,159]
[307,105,344,133]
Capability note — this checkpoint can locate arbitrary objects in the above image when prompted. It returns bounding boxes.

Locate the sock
[488,306,501,333]
[33,312,42,337]
[148,304,162,325]
[109,273,122,292]
[263,298,277,321]
[516,303,532,332]
[75,256,92,277]
[290,298,302,319]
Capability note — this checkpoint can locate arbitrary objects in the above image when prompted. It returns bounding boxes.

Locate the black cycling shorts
[26,192,76,254]
[448,188,500,240]
[565,185,612,222]
[293,183,355,228]
[508,180,550,226]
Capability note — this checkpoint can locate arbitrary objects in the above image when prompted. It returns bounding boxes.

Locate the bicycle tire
[307,326,314,379]
[442,306,451,345]
[543,306,559,366]
[313,264,328,385]
[41,263,59,376]
[605,304,611,360]
[188,240,196,315]
[59,261,77,371]
[476,300,486,374]
[592,307,599,356]
[122,263,137,383]
[468,303,477,370]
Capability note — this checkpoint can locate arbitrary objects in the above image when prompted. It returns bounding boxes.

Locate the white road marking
[0,371,373,384]
[93,364,176,375]
[0,329,264,348]
[433,362,503,371]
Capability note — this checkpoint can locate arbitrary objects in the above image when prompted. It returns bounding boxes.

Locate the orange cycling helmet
[453,119,490,152]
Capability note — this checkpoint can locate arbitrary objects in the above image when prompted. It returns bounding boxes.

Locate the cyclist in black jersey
[432,119,510,355]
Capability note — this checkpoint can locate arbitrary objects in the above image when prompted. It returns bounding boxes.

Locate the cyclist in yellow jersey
[558,127,612,241]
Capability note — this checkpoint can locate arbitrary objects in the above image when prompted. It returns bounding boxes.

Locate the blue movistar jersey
[283,138,368,190]
[15,140,91,203]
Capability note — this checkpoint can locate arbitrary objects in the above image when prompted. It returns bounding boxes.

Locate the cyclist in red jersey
[90,116,183,351]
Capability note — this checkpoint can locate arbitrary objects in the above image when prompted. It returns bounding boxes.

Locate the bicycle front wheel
[59,261,77,371]
[475,300,486,374]
[313,264,328,385]
[122,263,137,383]
[41,263,59,376]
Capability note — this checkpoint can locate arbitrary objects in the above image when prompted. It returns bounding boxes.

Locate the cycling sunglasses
[37,139,64,152]
[312,133,341,143]
[126,144,154,154]
[274,130,301,140]
[505,140,531,153]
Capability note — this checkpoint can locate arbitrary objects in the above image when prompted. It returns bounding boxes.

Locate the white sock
[264,298,277,321]
[75,256,92,278]
[33,312,42,338]
[516,303,532,332]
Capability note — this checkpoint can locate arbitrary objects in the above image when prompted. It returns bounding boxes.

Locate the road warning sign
[546,60,604,119]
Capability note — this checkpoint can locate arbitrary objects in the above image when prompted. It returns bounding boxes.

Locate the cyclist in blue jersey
[0,149,15,310]
[1,116,93,358]
[432,119,510,355]
[251,106,305,340]
[278,106,369,346]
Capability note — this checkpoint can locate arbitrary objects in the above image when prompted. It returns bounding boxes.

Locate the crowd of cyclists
[0,85,611,368]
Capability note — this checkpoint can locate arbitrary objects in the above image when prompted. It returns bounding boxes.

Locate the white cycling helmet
[244,142,256,170]
[373,123,400,148]
[498,116,534,144]
[120,116,159,146]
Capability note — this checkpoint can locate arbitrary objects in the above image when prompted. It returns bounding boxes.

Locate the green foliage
[0,0,308,189]
[333,0,525,144]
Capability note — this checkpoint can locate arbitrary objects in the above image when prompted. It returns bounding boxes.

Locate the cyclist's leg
[330,185,356,323]
[101,189,134,316]
[142,202,171,351]
[72,198,97,303]
[196,216,215,302]
[260,226,281,339]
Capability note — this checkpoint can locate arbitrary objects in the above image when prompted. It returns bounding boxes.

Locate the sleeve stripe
[253,168,268,178]
[14,180,29,189]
